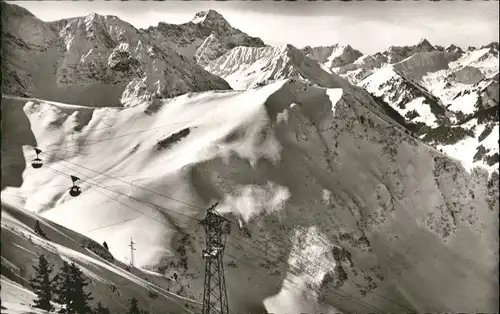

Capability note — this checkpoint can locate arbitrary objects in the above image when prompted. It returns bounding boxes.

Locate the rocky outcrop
[143,9,265,63]
[384,38,438,64]
[195,34,227,67]
[451,66,485,85]
[205,44,351,90]
[302,44,363,70]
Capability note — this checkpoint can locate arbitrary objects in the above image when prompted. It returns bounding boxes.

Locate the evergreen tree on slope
[94,301,110,314]
[69,262,93,313]
[30,254,56,311]
[127,297,141,314]
[54,261,72,314]
[55,261,93,314]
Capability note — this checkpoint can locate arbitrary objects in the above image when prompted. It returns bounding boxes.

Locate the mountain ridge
[142,9,266,63]
[1,2,232,107]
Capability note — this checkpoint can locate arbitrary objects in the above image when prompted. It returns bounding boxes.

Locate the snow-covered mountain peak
[84,12,102,22]
[191,9,227,25]
[481,41,499,52]
[78,12,126,29]
[302,44,363,70]
[417,38,435,50]
[1,2,59,48]
[1,1,35,18]
[203,43,351,90]
[449,45,499,77]
[143,10,265,62]
[445,44,465,54]
[383,39,439,64]
[2,1,231,106]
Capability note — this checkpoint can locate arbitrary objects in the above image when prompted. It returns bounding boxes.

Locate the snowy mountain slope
[1,202,200,314]
[305,39,497,89]
[1,2,231,107]
[383,39,439,64]
[302,44,363,71]
[347,37,499,171]
[143,9,265,65]
[449,44,499,77]
[361,66,499,171]
[1,276,52,314]
[359,65,449,127]
[204,44,354,90]
[1,79,498,313]
[304,39,453,85]
[392,51,461,80]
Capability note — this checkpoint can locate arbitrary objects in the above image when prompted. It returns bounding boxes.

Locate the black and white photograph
[1,0,499,313]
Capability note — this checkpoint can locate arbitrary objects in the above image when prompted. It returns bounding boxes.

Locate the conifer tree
[102,241,109,251]
[30,254,56,311]
[94,301,110,314]
[55,261,93,314]
[54,261,72,314]
[69,262,93,313]
[127,297,141,314]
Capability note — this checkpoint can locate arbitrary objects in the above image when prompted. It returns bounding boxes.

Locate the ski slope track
[2,78,499,313]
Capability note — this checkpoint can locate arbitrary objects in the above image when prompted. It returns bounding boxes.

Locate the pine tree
[127,297,141,314]
[94,301,110,314]
[102,241,109,251]
[69,262,93,313]
[30,254,55,311]
[55,261,93,314]
[54,261,73,314]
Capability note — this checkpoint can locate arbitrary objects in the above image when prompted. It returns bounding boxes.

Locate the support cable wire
[36,167,386,313]
[31,146,415,311]
[12,133,418,266]
[3,137,414,312]
[43,163,200,227]
[6,137,335,253]
[22,161,384,313]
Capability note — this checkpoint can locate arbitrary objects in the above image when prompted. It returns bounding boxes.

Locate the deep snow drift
[2,79,498,313]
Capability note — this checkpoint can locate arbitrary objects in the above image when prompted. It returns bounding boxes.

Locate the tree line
[30,254,150,314]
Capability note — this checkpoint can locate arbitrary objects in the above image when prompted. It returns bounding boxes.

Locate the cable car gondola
[69,175,82,197]
[31,148,43,169]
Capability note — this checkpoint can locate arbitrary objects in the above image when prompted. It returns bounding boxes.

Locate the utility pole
[129,237,136,267]
[201,202,231,314]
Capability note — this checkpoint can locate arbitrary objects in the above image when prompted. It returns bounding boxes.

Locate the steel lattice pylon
[201,202,230,314]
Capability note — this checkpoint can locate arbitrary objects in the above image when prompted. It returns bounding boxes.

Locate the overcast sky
[10,0,499,54]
